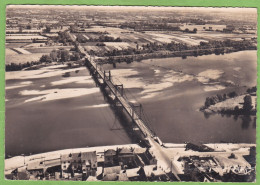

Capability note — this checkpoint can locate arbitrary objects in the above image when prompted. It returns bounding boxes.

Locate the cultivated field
[5,48,19,55]
[75,26,256,49]
[6,34,47,40]
[5,53,49,64]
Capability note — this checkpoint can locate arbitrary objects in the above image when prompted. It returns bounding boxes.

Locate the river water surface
[5,50,257,156]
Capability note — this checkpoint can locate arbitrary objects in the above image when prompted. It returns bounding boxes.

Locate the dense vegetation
[200,87,257,115]
[90,39,256,59]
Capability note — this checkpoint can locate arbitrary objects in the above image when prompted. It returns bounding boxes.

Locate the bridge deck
[85,53,154,138]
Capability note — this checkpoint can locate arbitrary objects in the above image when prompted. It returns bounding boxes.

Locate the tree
[247,86,257,94]
[40,55,52,63]
[19,26,23,33]
[45,25,51,33]
[50,50,58,61]
[204,97,211,107]
[60,50,70,62]
[234,105,240,113]
[228,91,238,98]
[71,52,80,61]
[243,95,253,112]
[115,37,122,42]
[216,94,223,101]
[26,24,32,29]
[193,28,198,33]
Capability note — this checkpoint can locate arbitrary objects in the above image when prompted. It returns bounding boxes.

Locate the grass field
[26,48,60,53]
[6,43,31,48]
[5,53,49,64]
[5,48,19,55]
[6,35,47,40]
[12,48,32,54]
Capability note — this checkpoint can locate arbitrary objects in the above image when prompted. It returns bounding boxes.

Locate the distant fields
[5,25,256,65]
[73,26,256,54]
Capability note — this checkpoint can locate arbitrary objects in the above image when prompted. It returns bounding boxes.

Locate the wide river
[5,50,257,156]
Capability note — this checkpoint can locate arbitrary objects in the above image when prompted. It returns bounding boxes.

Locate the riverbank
[5,144,140,174]
[5,142,255,175]
[96,48,257,65]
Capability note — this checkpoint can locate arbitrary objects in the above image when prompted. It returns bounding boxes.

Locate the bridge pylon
[131,103,142,121]
[114,84,124,96]
[104,70,111,81]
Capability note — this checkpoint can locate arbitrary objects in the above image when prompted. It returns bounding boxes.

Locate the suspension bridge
[71,32,181,180]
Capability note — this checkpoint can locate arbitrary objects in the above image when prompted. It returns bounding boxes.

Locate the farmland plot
[25,46,72,54]
[6,43,31,48]
[5,48,19,55]
[12,48,32,54]
[144,33,176,43]
[6,35,47,40]
[104,42,131,50]
[83,33,100,40]
[23,43,47,48]
[146,32,208,45]
[84,42,135,53]
[5,53,49,64]
[85,26,127,33]
[183,32,256,42]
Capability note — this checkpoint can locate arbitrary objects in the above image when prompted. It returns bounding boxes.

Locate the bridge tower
[103,70,111,81]
[114,84,124,96]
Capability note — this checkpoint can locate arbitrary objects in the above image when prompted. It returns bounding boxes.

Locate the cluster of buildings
[176,145,256,182]
[7,147,169,181]
[6,144,256,182]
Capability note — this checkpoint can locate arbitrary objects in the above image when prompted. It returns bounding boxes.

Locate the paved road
[148,137,181,181]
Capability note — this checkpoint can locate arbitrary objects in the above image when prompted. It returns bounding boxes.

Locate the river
[5,50,256,156]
